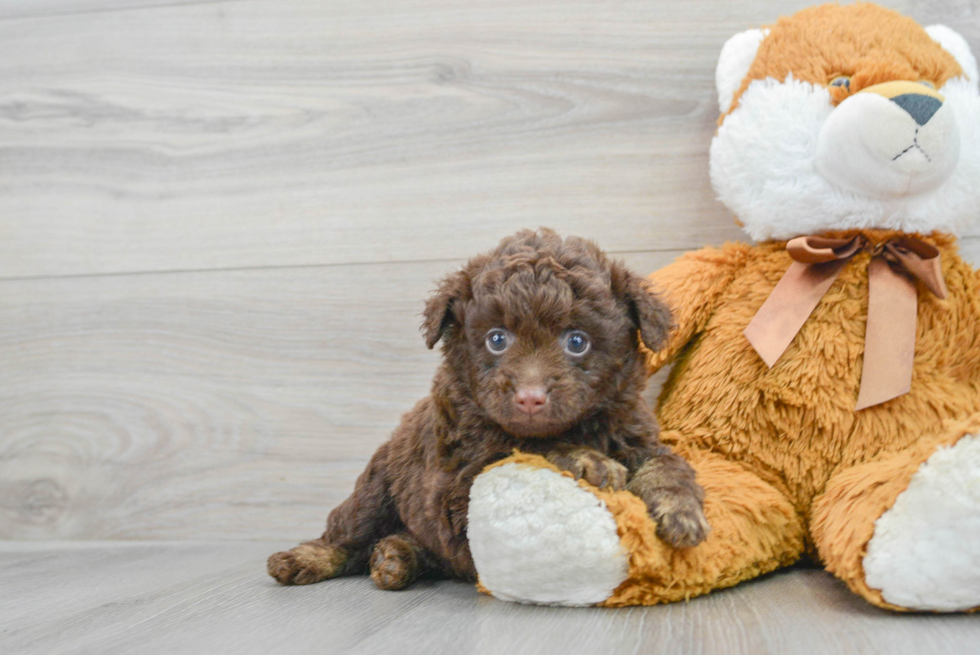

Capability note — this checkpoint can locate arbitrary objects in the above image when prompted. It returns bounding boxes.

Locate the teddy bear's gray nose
[891,93,943,126]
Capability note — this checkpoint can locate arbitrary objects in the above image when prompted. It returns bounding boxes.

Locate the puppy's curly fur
[268,229,708,589]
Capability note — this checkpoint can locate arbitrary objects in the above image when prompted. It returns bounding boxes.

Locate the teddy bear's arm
[645,243,749,372]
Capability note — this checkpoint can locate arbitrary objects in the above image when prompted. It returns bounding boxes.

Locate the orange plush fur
[622,4,980,611]
[645,230,980,610]
[724,3,962,120]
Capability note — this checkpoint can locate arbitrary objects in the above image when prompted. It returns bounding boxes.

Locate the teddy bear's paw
[863,433,980,611]
[468,461,629,606]
[649,491,710,549]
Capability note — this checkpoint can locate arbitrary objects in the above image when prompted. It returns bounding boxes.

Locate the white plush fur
[815,91,959,199]
[710,30,980,242]
[467,463,628,606]
[927,25,978,82]
[716,29,768,114]
[863,433,980,611]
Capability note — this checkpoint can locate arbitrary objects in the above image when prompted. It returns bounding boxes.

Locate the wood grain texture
[1,0,979,545]
[4,0,977,279]
[1,242,977,541]
[2,542,979,655]
[0,250,677,540]
[0,0,225,20]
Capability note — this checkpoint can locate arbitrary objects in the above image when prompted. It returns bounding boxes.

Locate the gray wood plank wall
[2,0,978,541]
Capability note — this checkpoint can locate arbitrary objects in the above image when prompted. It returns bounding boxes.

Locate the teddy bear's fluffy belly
[657,249,980,512]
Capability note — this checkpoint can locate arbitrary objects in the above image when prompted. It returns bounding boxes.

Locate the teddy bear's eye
[485,328,512,354]
[829,75,851,90]
[918,80,936,89]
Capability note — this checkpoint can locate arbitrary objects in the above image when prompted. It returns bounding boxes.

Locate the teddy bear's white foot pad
[468,463,628,606]
[864,433,980,611]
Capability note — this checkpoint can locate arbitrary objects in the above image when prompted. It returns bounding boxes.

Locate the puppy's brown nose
[514,386,548,416]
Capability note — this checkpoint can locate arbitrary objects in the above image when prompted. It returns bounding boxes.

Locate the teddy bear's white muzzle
[815,83,960,199]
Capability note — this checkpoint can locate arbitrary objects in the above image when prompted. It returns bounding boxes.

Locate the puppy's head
[422,228,671,438]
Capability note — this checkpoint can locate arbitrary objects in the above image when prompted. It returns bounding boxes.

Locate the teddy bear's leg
[602,443,805,606]
[811,415,980,612]
[469,446,805,606]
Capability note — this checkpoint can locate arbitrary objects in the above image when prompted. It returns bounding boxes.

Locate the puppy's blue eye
[829,75,851,90]
[563,330,591,357]
[485,329,511,354]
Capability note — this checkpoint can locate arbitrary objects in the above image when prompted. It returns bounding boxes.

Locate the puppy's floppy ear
[610,262,673,352]
[422,268,472,349]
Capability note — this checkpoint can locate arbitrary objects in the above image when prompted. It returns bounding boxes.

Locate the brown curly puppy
[268,229,708,590]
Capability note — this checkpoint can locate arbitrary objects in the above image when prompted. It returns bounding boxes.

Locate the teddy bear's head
[710,3,980,242]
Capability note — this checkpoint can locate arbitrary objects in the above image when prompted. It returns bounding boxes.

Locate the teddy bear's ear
[926,25,978,84]
[716,28,768,114]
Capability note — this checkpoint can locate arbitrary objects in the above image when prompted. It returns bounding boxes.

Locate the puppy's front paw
[545,446,628,490]
[267,542,346,585]
[647,490,710,549]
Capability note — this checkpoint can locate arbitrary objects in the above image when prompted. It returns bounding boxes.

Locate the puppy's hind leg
[267,538,358,586]
[370,532,441,591]
[268,444,396,586]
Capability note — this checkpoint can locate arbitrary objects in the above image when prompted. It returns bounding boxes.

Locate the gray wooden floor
[1,541,978,655]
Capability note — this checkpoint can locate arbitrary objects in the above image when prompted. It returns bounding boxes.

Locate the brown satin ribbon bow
[743,235,948,410]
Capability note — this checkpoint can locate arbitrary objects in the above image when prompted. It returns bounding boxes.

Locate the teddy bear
[465,2,980,612]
